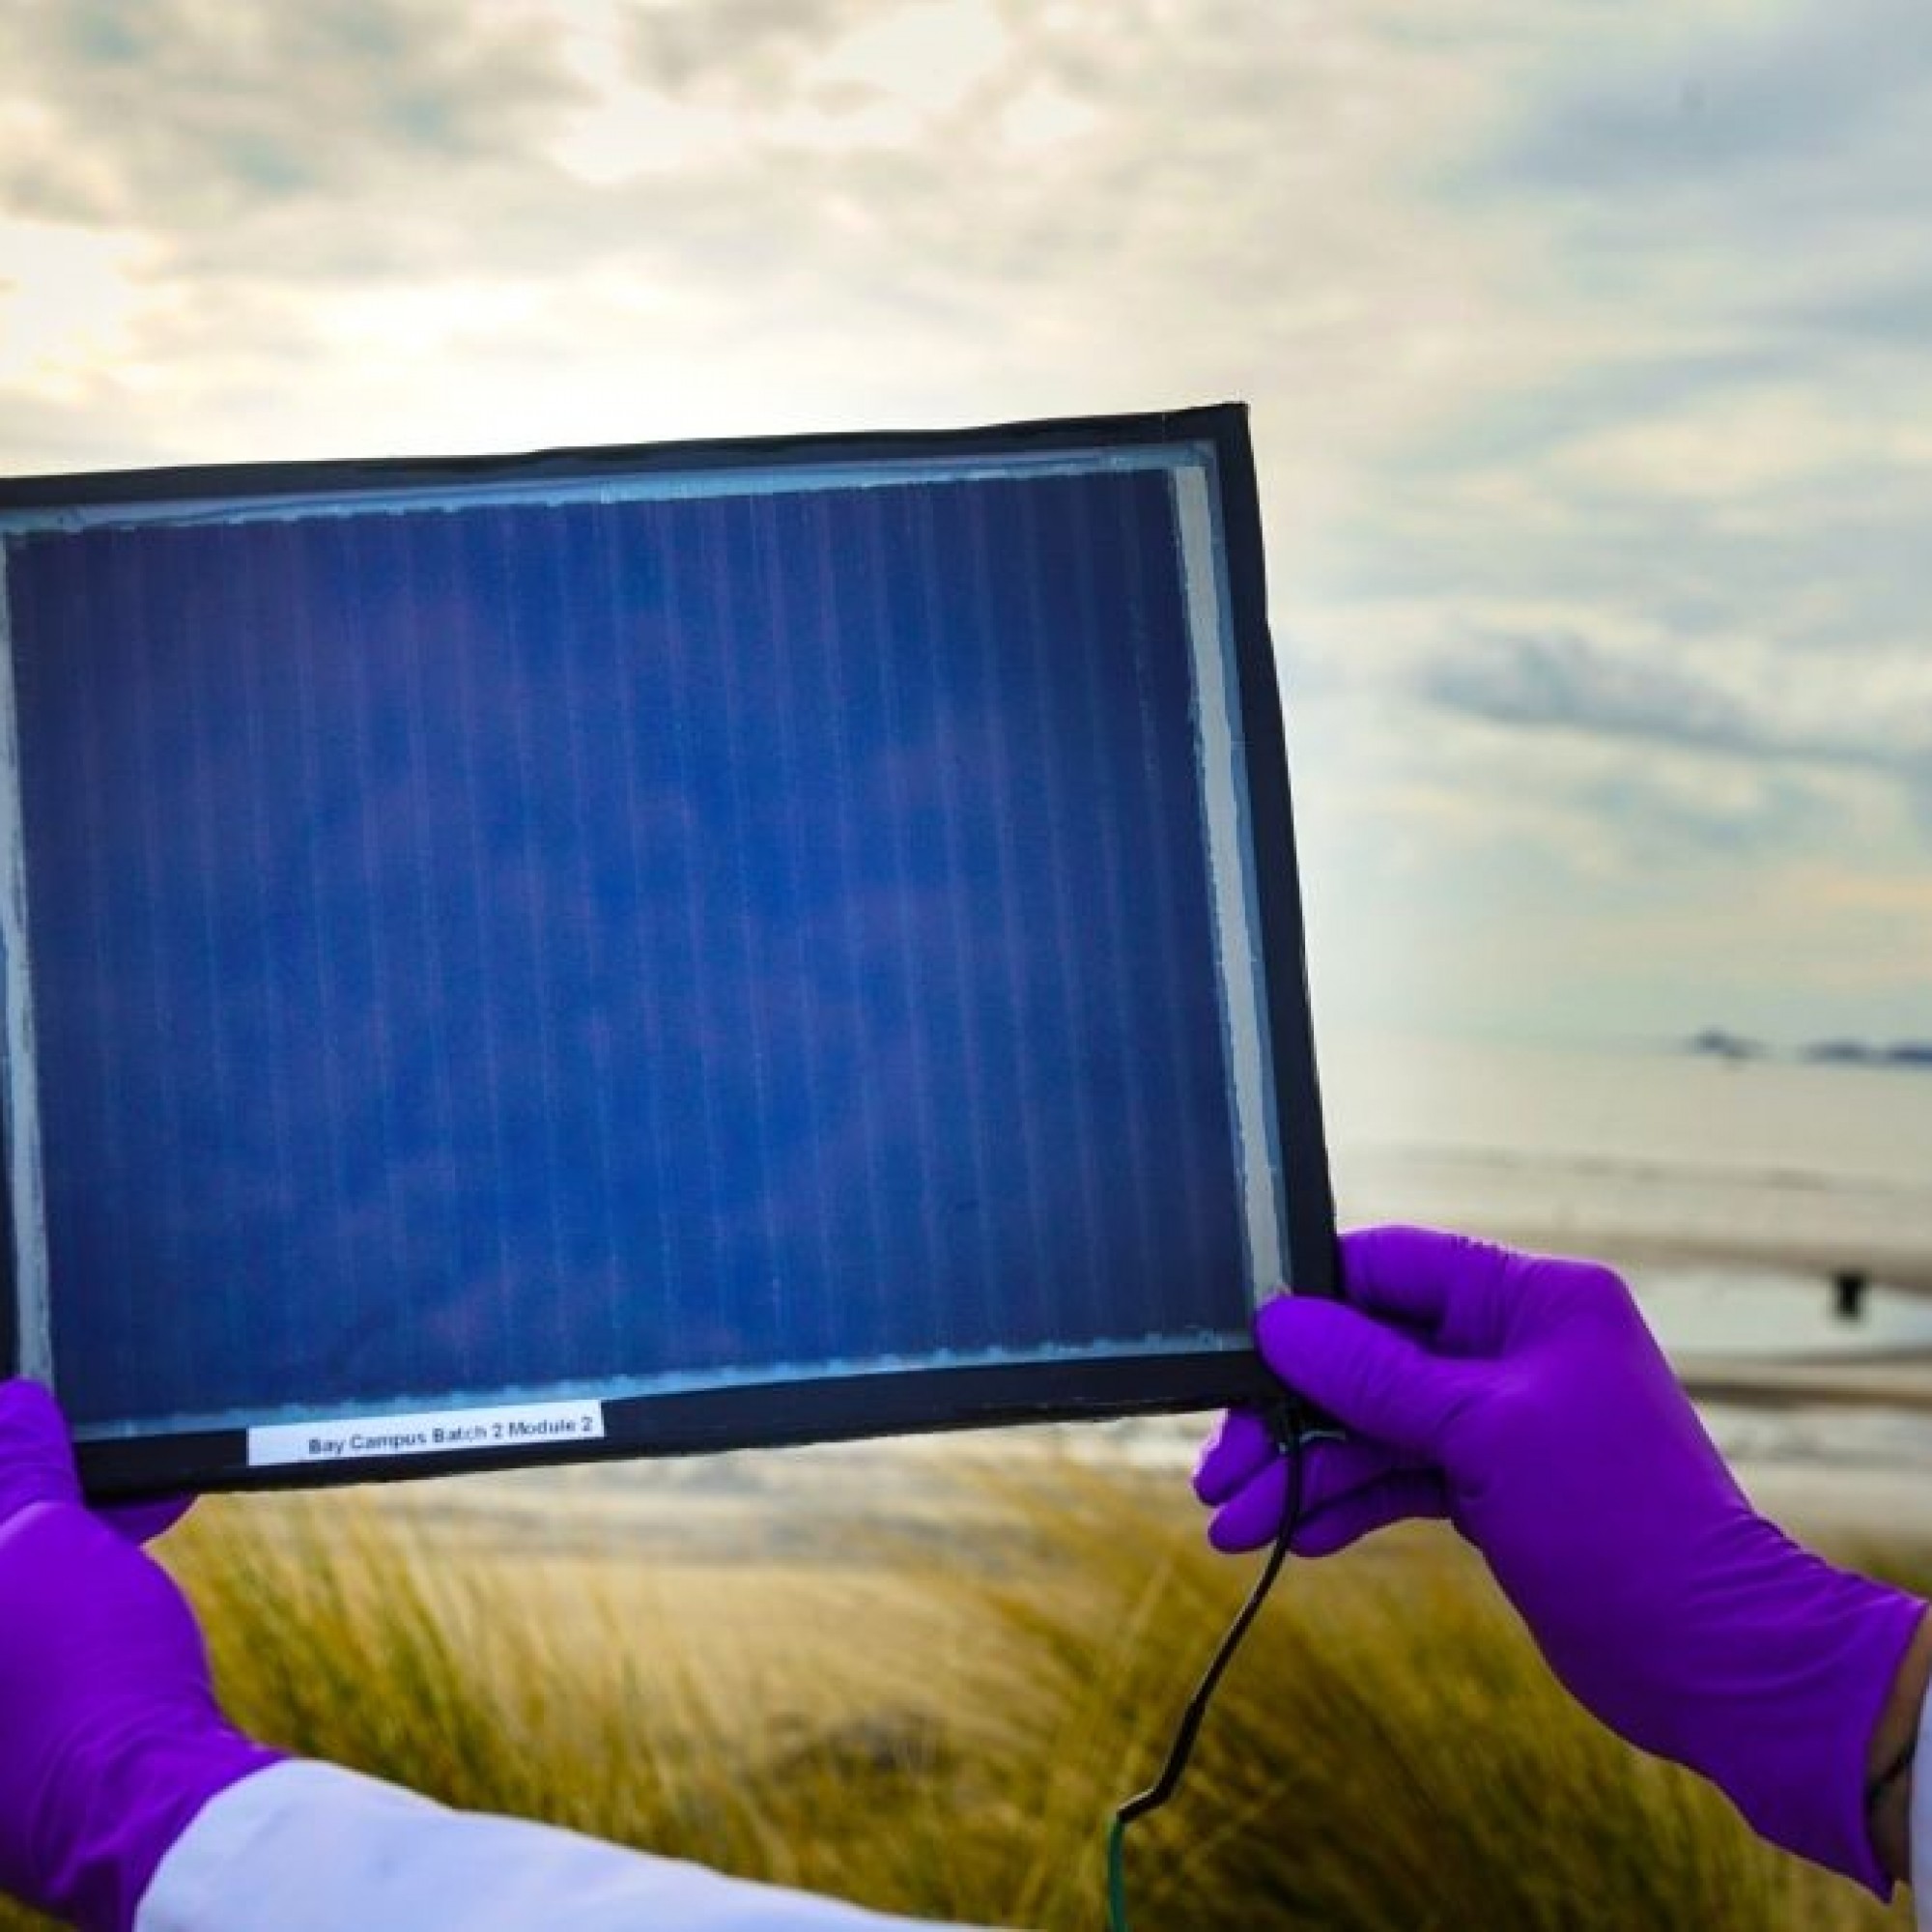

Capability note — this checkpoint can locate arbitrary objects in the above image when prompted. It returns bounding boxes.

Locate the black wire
[1106,1411,1314,1930]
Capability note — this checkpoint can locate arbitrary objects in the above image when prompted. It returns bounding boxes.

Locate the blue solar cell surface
[5,464,1254,1434]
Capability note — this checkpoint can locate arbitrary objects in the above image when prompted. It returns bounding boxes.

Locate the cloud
[1421,629,1932,777]
[1493,0,1932,205]
[0,0,581,227]
[1426,632,1746,754]
[0,0,1561,476]
[622,0,872,98]
[1469,0,1932,366]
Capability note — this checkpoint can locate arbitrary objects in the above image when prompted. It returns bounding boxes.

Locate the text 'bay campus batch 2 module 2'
[0,404,1334,1497]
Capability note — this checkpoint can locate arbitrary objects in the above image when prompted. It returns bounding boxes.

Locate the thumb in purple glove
[0,1380,282,1932]
[1194,1227,1927,1893]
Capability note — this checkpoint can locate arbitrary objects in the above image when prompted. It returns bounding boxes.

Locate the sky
[1,0,1928,1051]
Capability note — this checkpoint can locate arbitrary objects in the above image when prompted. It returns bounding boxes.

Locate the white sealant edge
[0,549,50,1381]
[1173,464,1286,1299]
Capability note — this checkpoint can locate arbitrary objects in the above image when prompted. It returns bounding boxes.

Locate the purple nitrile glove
[101,1493,196,1546]
[0,1380,282,1932]
[1193,1226,1928,1893]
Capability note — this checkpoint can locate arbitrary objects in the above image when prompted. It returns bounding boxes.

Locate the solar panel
[0,406,1333,1496]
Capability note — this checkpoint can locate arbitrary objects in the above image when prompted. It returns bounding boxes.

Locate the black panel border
[0,403,1337,1500]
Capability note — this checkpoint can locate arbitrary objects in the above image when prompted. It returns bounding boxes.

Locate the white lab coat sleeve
[136,1760,1005,1932]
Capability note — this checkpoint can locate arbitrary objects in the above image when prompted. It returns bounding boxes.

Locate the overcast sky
[2,0,1927,1050]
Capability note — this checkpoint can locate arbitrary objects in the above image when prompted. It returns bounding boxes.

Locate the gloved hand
[0,1380,282,1932]
[1193,1226,1927,1892]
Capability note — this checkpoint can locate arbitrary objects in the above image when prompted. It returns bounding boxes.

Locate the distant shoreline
[1683,1027,1932,1071]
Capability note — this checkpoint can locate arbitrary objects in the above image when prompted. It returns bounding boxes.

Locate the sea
[1319,1027,1932,1351]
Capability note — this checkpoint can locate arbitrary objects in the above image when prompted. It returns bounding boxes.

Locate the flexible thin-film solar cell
[0,408,1334,1496]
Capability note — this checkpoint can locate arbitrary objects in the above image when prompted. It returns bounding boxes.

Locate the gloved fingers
[1193,1407,1275,1505]
[1255,1296,1479,1460]
[1204,1435,1425,1552]
[1197,1407,1422,1508]
[0,1379,84,1525]
[1340,1225,1514,1342]
[1290,1468,1451,1558]
[1299,1435,1422,1509]
[1207,1452,1293,1552]
[101,1495,195,1545]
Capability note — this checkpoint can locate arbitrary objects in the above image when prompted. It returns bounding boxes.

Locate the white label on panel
[248,1399,606,1467]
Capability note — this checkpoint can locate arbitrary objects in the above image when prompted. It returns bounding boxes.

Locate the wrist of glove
[1195,1227,1926,1894]
[1521,1494,1922,1889]
[0,1384,282,1932]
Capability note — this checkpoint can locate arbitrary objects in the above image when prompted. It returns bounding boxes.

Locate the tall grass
[1,1457,1917,1928]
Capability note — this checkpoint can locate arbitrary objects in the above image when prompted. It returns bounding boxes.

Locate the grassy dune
[2,1456,1919,1929]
